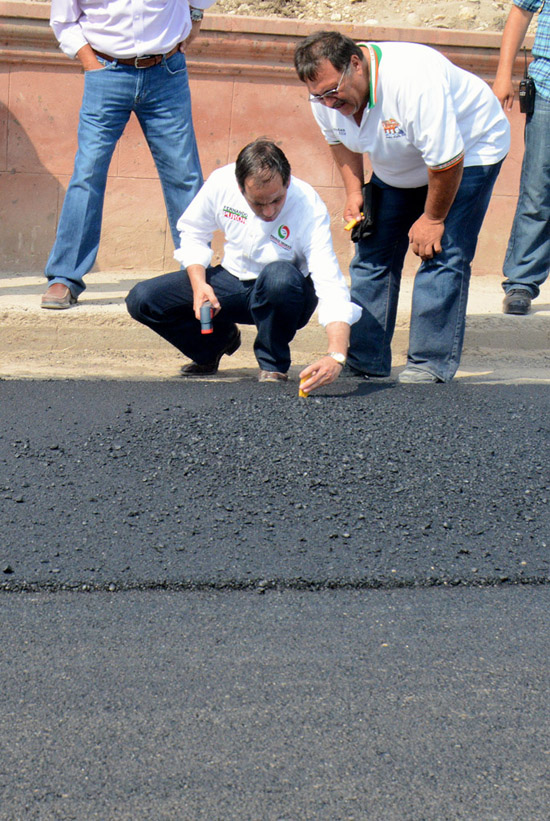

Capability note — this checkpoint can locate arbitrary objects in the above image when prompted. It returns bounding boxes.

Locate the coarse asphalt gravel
[2,378,549,590]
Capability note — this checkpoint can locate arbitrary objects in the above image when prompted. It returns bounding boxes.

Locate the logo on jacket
[382,118,406,139]
[271,224,292,250]
[223,205,247,224]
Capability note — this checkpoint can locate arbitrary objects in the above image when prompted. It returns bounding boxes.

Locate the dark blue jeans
[126,261,318,373]
[349,162,503,381]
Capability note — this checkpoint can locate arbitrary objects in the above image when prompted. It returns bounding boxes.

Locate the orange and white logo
[382,118,405,139]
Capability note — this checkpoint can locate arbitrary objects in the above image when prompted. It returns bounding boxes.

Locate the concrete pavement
[1,272,549,381]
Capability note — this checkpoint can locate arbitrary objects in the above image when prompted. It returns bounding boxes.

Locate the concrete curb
[1,273,549,382]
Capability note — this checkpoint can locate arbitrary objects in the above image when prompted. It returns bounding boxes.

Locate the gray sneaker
[398,367,440,384]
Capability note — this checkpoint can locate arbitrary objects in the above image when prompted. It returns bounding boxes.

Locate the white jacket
[175,164,362,327]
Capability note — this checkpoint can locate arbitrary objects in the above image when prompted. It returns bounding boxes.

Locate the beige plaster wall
[0,3,530,276]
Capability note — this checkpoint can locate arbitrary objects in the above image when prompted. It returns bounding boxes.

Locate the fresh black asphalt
[1,379,549,820]
[1,379,549,589]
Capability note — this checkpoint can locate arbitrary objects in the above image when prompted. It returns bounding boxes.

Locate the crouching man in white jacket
[126,139,361,394]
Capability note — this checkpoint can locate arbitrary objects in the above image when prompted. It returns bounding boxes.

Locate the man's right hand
[343,191,364,225]
[493,76,516,111]
[193,284,220,321]
[492,5,533,111]
[76,44,104,71]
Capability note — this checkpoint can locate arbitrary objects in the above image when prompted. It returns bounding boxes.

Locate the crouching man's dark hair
[235,139,291,190]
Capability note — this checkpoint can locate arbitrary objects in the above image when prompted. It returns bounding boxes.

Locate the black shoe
[180,329,241,377]
[503,289,532,315]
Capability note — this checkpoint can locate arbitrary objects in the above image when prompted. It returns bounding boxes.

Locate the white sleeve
[187,0,218,8]
[50,0,88,58]
[174,177,218,270]
[301,195,362,327]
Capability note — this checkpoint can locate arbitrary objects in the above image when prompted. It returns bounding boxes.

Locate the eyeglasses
[309,65,350,103]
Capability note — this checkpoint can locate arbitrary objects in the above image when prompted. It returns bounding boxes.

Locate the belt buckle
[134,55,153,68]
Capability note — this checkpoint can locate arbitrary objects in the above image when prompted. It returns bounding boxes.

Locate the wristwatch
[189,6,204,21]
[327,352,347,367]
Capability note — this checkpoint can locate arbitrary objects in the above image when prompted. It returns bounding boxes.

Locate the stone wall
[0,2,531,275]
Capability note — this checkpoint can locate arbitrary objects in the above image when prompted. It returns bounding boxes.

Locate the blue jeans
[503,91,550,299]
[125,262,318,373]
[349,162,503,382]
[45,51,202,296]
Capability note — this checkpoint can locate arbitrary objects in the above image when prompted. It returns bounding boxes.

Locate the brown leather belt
[93,44,179,69]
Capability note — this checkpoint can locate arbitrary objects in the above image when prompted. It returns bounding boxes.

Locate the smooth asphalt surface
[1,378,550,819]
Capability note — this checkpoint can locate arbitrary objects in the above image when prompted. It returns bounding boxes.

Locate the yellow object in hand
[344,212,364,231]
[299,378,309,398]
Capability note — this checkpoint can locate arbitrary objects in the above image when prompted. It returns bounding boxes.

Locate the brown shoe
[258,370,288,383]
[41,283,77,310]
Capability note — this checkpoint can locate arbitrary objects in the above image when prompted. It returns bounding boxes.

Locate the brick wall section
[0,2,532,276]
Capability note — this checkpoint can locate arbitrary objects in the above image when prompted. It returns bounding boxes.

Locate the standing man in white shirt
[42,0,215,309]
[126,139,362,392]
[294,32,510,383]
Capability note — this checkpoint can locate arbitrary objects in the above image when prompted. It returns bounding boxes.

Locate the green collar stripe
[357,42,382,109]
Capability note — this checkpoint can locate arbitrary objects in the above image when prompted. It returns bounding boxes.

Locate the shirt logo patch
[382,118,406,139]
[223,205,247,224]
[270,228,292,251]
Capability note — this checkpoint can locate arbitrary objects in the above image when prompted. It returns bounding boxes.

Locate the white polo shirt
[174,164,362,328]
[312,42,511,188]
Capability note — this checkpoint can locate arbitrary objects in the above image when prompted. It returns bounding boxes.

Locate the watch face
[330,353,346,365]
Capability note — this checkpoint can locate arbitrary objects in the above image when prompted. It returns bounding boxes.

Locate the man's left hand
[299,356,343,394]
[408,214,445,261]
[180,20,202,52]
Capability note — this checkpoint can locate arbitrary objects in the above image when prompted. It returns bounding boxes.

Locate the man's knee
[125,281,150,320]
[256,261,304,302]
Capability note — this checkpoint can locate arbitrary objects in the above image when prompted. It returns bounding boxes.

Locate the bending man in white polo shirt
[294,31,511,383]
[126,139,362,393]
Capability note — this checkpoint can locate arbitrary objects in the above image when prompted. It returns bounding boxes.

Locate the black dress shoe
[180,329,241,377]
[503,289,532,315]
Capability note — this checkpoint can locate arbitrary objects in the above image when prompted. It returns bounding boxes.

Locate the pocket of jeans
[164,51,187,76]
[84,58,113,74]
